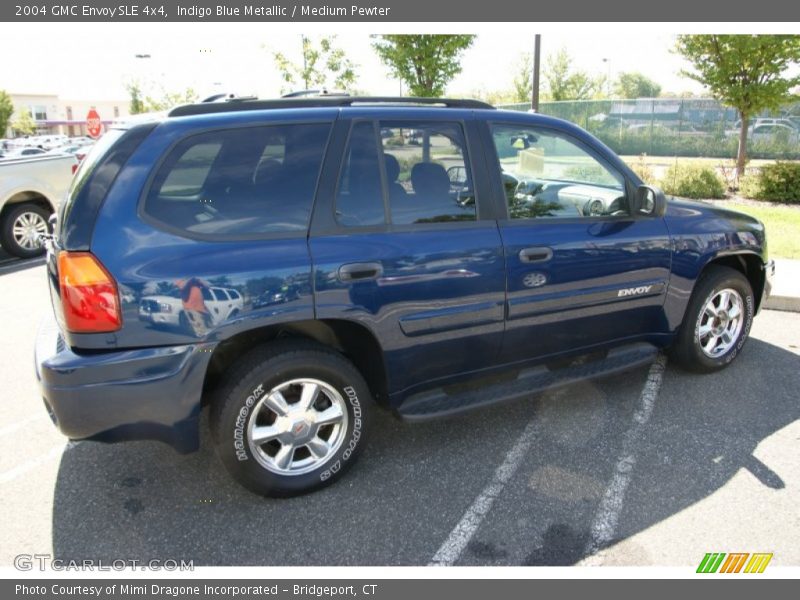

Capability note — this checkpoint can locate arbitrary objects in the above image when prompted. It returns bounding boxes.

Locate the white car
[139,286,244,330]
[0,153,78,257]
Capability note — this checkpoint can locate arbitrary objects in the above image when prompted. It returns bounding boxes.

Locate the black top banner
[3,0,800,21]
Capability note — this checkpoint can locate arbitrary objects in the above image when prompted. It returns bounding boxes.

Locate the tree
[0,90,14,137]
[544,48,604,101]
[273,35,357,93]
[675,35,800,176]
[11,107,36,136]
[615,72,662,99]
[371,34,476,97]
[512,53,533,104]
[125,80,197,114]
[126,80,146,114]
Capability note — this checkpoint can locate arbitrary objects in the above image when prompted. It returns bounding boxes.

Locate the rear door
[483,120,672,363]
[309,111,506,398]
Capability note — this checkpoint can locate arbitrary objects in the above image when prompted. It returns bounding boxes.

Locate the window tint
[491,125,627,220]
[143,123,331,236]
[381,122,476,225]
[335,122,385,227]
[201,287,213,301]
[229,290,240,300]
[212,288,228,301]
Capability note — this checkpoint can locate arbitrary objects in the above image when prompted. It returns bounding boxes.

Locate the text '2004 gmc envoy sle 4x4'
[35,95,774,497]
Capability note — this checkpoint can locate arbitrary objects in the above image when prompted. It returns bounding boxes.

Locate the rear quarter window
[142,123,331,238]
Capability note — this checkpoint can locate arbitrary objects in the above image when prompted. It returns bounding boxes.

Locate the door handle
[338,262,383,282]
[519,247,553,263]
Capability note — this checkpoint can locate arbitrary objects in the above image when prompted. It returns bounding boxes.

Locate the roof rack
[168,96,495,117]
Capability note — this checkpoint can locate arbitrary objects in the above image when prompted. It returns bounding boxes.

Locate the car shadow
[0,247,45,275]
[50,337,799,565]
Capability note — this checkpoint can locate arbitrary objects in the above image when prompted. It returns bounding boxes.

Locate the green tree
[0,90,14,137]
[512,53,533,103]
[126,80,146,114]
[544,48,604,101]
[125,80,197,114]
[11,107,36,135]
[273,35,357,93]
[371,34,476,97]
[675,34,800,176]
[615,72,662,99]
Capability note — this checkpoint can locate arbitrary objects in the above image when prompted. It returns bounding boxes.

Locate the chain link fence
[497,98,800,160]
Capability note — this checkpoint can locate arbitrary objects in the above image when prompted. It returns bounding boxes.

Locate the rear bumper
[34,313,216,452]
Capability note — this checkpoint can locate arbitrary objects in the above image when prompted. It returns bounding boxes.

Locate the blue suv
[35,96,774,496]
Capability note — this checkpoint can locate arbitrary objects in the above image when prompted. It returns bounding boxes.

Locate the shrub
[740,162,800,203]
[660,163,726,199]
[629,154,656,184]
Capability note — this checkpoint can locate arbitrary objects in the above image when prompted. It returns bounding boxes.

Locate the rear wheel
[671,266,754,373]
[211,340,372,497]
[1,203,51,258]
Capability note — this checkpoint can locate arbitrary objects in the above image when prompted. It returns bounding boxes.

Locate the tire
[1,203,51,258]
[211,339,372,497]
[670,265,754,373]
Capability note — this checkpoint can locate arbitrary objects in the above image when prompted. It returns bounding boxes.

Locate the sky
[0,23,708,102]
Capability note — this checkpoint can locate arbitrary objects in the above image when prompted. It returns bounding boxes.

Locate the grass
[619,155,798,169]
[717,200,800,259]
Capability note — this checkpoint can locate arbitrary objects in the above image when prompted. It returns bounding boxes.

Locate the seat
[384,154,407,200]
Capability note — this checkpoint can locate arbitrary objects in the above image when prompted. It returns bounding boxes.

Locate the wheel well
[1,192,54,221]
[703,253,766,310]
[202,319,389,406]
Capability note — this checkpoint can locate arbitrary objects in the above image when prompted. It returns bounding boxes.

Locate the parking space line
[427,393,556,566]
[0,414,49,438]
[583,353,667,564]
[0,440,79,485]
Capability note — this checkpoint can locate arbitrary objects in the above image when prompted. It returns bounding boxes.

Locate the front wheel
[211,340,372,497]
[670,266,754,373]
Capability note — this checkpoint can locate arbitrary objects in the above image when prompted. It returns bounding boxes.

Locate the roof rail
[168,96,495,117]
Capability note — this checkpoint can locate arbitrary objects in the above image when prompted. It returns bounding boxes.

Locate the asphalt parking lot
[0,258,798,568]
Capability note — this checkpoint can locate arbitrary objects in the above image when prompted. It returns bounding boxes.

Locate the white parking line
[0,414,49,438]
[583,353,667,564]
[0,440,79,485]
[427,392,557,566]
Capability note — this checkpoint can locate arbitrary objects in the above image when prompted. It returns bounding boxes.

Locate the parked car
[35,95,774,497]
[1,147,47,159]
[0,153,77,257]
[139,286,244,330]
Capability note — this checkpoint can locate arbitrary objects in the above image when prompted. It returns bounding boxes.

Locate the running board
[397,343,659,421]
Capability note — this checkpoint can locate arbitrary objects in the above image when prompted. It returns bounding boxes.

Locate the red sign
[86,108,102,139]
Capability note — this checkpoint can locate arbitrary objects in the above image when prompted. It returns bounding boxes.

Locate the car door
[309,112,506,398]
[482,119,672,363]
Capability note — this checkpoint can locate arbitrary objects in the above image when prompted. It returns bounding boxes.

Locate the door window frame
[481,120,641,226]
[311,115,499,237]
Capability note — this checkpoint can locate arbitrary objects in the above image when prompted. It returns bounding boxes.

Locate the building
[5,93,130,138]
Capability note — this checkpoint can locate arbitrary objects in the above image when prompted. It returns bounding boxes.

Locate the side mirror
[633,185,667,217]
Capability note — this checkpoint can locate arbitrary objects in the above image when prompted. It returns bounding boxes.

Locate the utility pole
[531,34,541,112]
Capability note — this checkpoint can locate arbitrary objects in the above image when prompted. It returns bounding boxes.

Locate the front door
[485,121,672,363]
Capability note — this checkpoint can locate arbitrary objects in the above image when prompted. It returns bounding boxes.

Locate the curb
[764,295,800,313]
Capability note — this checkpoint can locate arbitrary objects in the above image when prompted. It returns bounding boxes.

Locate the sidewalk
[764,258,800,313]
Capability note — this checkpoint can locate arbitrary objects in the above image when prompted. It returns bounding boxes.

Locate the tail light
[57,251,122,333]
[71,164,78,174]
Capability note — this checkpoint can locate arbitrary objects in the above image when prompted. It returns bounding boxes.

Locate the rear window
[143,123,331,237]
[60,126,153,248]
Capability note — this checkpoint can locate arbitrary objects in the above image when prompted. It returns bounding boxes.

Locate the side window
[212,289,229,301]
[229,290,240,300]
[201,287,213,302]
[381,121,476,225]
[143,123,330,236]
[491,125,627,220]
[335,122,386,227]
